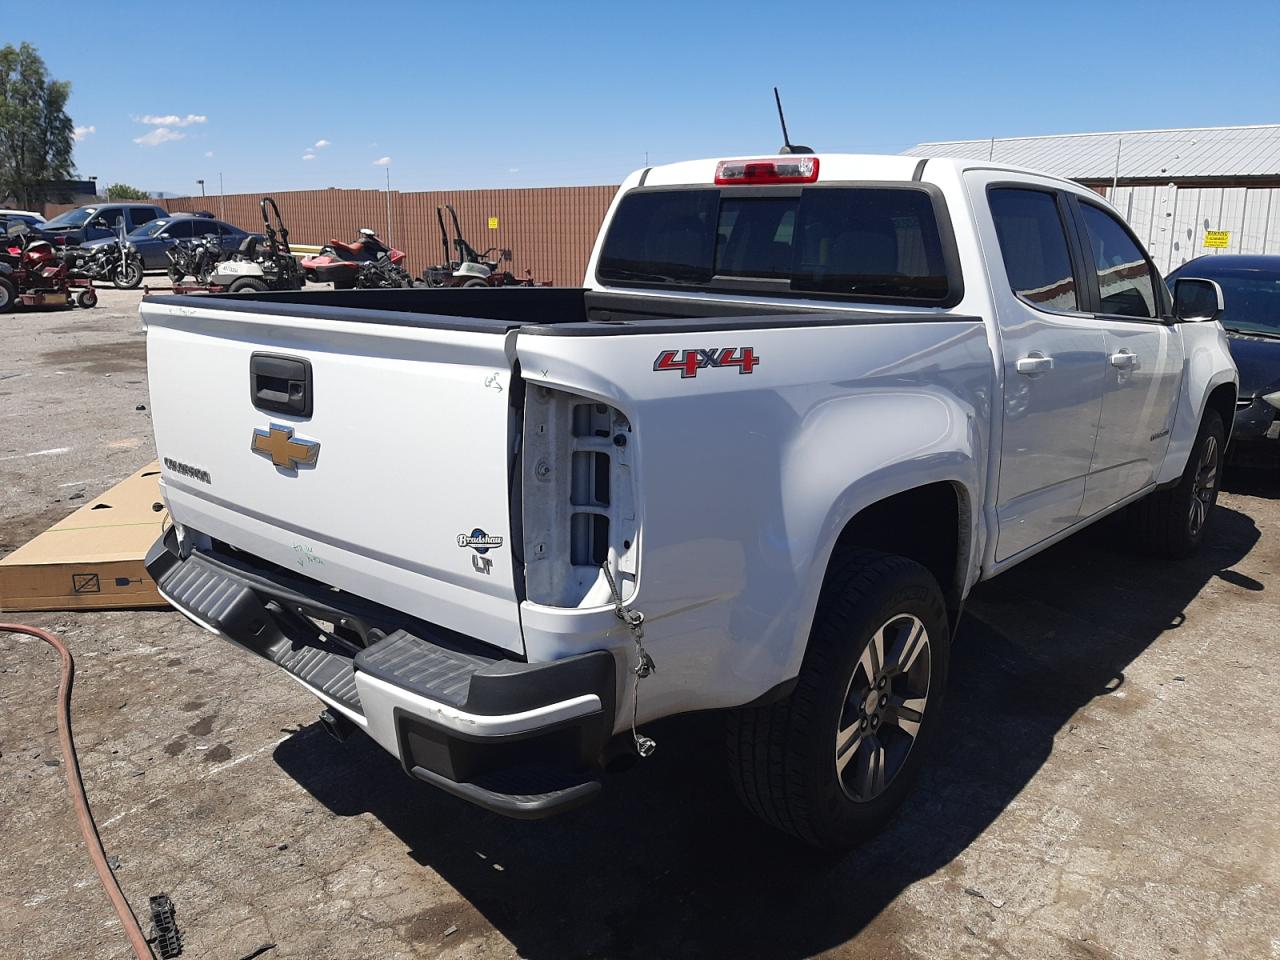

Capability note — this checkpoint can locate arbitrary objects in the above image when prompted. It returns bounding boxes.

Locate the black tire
[228,278,268,294]
[113,258,143,289]
[0,276,15,313]
[75,287,98,309]
[461,278,489,288]
[1128,408,1225,559]
[333,276,355,290]
[167,265,185,285]
[727,548,950,848]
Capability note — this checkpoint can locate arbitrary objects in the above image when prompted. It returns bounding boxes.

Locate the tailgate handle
[250,353,313,417]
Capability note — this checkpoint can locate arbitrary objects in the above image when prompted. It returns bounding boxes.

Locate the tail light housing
[521,385,638,608]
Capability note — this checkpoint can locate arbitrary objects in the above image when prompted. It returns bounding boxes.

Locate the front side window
[163,219,196,239]
[597,186,952,303]
[988,188,1078,312]
[1079,203,1157,319]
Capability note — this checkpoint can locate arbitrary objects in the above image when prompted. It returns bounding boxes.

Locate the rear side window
[1078,203,1157,319]
[130,206,161,227]
[989,188,1078,312]
[597,186,953,303]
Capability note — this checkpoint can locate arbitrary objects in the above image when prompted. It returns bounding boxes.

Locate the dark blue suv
[35,202,168,245]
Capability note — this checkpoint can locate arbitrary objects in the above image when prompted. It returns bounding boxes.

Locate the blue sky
[9,0,1279,196]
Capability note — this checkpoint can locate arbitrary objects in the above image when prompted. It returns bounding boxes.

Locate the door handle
[1109,350,1137,368]
[1015,355,1054,375]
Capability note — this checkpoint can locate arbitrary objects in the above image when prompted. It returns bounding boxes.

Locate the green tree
[0,43,74,209]
[105,183,150,200]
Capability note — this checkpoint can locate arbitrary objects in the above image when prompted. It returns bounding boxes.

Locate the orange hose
[1,622,155,960]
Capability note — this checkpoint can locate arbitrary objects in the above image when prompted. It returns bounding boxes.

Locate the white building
[904,124,1280,273]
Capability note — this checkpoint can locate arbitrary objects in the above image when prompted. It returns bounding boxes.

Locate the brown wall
[47,185,620,286]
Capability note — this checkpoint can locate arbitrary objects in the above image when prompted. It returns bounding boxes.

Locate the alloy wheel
[1189,434,1219,536]
[835,613,932,803]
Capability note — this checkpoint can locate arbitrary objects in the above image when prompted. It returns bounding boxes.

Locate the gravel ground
[1,287,1277,960]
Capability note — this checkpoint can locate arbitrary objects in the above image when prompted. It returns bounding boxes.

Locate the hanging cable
[1,622,156,960]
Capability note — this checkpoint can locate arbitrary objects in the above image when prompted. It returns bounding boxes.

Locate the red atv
[301,228,408,289]
[0,222,96,312]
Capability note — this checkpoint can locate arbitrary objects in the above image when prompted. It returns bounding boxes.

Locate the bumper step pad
[354,629,494,708]
[157,552,364,716]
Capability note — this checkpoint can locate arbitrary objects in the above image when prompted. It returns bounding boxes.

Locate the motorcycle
[172,198,305,294]
[165,233,226,285]
[301,228,407,289]
[64,237,145,289]
[0,222,97,311]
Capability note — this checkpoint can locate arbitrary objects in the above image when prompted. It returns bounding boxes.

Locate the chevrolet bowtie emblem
[251,423,320,470]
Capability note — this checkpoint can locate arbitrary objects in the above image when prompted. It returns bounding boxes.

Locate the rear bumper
[146,530,616,818]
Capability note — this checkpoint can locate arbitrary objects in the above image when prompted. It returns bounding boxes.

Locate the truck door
[976,178,1108,561]
[1070,197,1184,515]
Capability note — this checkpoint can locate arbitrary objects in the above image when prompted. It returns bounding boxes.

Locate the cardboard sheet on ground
[0,463,170,612]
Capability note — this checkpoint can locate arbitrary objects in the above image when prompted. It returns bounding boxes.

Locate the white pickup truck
[141,153,1237,848]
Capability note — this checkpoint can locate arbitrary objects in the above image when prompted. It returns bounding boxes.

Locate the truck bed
[144,286,963,334]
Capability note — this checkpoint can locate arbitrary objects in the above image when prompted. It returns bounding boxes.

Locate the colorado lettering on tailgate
[653,347,760,378]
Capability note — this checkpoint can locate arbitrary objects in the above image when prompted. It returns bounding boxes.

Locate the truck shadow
[273,505,1260,960]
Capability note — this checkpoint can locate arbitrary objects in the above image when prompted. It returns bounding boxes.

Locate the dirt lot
[2,287,1278,960]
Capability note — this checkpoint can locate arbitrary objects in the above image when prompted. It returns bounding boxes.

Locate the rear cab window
[988,187,1080,312]
[596,184,959,306]
[129,206,162,229]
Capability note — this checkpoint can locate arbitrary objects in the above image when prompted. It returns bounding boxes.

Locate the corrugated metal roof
[903,124,1280,180]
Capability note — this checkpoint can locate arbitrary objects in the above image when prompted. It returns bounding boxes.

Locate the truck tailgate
[142,299,525,655]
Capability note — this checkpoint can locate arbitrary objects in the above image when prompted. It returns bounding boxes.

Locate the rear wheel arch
[829,481,970,627]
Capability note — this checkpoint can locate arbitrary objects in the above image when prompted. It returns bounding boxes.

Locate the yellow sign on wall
[487,216,499,230]
[1204,230,1230,248]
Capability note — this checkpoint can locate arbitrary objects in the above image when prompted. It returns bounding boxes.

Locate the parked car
[0,209,46,231]
[1168,255,1280,462]
[35,202,167,246]
[82,215,257,271]
[140,153,1236,848]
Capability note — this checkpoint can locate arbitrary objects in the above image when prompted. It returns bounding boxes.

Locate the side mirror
[1173,277,1225,323]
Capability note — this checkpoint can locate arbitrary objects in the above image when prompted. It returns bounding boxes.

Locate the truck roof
[636,152,1082,190]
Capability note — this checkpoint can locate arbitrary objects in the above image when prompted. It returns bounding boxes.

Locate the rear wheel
[228,277,268,293]
[168,265,185,285]
[0,276,15,313]
[461,278,488,288]
[1129,408,1225,558]
[113,258,143,289]
[727,548,949,848]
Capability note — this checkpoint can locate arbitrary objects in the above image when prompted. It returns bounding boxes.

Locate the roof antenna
[774,87,813,155]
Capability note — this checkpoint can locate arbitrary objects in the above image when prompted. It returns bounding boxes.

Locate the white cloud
[302,152,316,161]
[134,127,184,147]
[204,150,214,158]
[314,139,330,148]
[508,167,520,173]
[138,113,207,127]
[73,124,95,141]
[372,156,391,166]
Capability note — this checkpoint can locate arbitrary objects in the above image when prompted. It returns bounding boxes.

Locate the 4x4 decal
[653,347,760,378]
